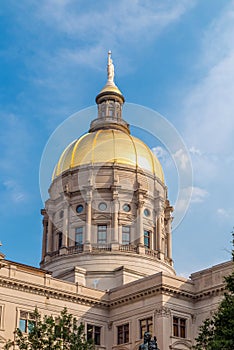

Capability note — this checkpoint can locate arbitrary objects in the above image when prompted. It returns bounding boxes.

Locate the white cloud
[217,207,234,219]
[183,2,234,156]
[3,180,27,204]
[173,148,191,171]
[191,186,209,203]
[12,0,195,72]
[151,146,172,167]
[189,146,202,156]
[175,185,208,213]
[176,2,234,219]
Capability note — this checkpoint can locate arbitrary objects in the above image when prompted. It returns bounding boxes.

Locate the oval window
[76,204,84,214]
[144,208,150,217]
[98,202,107,211]
[123,204,131,212]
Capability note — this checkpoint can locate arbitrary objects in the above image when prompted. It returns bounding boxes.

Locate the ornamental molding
[169,339,192,349]
[92,214,112,220]
[154,306,171,318]
[0,265,227,310]
[0,277,108,309]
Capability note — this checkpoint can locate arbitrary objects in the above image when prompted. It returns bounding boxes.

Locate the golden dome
[98,82,123,96]
[53,129,164,182]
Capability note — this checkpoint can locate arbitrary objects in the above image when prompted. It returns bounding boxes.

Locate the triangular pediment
[92,214,111,220]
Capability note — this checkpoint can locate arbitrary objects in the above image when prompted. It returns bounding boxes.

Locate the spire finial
[107,50,115,83]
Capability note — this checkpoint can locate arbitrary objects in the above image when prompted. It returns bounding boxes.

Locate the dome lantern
[89,51,130,134]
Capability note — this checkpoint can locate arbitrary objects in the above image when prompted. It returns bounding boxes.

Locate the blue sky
[0,0,234,276]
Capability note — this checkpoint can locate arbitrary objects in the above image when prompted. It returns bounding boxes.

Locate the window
[101,103,106,117]
[122,226,130,245]
[140,317,153,339]
[76,204,84,214]
[173,316,186,338]
[58,232,63,249]
[117,323,129,344]
[144,230,150,248]
[19,311,35,333]
[98,202,107,211]
[97,225,107,244]
[0,305,4,329]
[144,208,150,217]
[87,324,101,345]
[75,227,83,245]
[123,204,131,212]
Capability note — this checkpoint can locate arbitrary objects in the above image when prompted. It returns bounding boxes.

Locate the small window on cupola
[58,232,63,249]
[144,230,150,248]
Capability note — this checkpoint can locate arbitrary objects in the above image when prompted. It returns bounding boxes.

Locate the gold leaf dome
[53,129,164,182]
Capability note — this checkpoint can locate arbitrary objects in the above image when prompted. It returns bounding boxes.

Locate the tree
[4,308,94,350]
[193,232,234,349]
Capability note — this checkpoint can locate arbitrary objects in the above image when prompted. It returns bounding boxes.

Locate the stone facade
[0,256,232,349]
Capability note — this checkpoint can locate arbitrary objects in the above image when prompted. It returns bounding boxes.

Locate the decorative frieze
[154,306,171,318]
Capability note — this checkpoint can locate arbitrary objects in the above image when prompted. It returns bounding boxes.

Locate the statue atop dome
[107,50,115,83]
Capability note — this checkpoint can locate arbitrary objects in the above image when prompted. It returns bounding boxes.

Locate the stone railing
[119,244,137,252]
[47,245,160,259]
[144,248,159,258]
[92,244,112,251]
[67,245,83,254]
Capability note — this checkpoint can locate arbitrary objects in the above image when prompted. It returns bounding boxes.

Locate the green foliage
[193,231,234,349]
[4,308,94,350]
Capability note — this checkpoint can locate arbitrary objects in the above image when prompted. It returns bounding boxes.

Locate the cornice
[0,266,228,309]
[0,277,109,308]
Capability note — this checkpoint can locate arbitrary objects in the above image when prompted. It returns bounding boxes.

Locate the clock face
[98,202,107,211]
[76,204,84,214]
[123,204,131,212]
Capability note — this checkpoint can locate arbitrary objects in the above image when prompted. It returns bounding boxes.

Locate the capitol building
[0,53,232,350]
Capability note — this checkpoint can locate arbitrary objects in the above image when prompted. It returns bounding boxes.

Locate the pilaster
[84,185,93,252]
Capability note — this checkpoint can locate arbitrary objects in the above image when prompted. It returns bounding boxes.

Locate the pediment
[92,214,111,220]
[170,339,192,349]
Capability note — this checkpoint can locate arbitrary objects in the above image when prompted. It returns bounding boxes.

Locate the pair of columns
[43,195,172,261]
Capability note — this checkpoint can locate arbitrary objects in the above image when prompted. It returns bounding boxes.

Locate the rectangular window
[144,230,150,248]
[75,227,83,245]
[97,225,107,244]
[0,305,4,329]
[117,323,129,344]
[58,232,63,249]
[87,324,101,345]
[140,317,153,339]
[19,311,35,333]
[122,226,130,245]
[173,316,186,338]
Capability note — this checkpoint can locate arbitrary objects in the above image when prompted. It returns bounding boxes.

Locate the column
[84,187,92,252]
[62,205,68,248]
[154,306,171,350]
[157,216,162,259]
[166,218,173,263]
[85,200,92,243]
[165,202,173,264]
[137,199,145,255]
[111,198,119,250]
[113,199,119,242]
[41,217,48,260]
[47,217,53,253]
[138,202,144,246]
